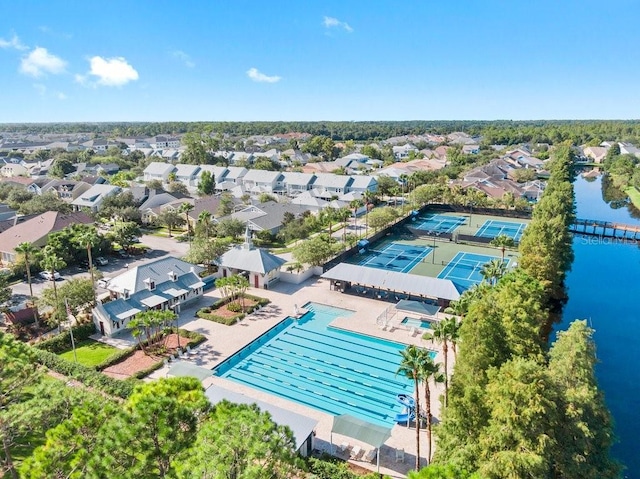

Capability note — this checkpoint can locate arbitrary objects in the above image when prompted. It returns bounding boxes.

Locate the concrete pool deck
[148,276,450,477]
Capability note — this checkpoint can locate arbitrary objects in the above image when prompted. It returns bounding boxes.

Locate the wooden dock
[570,218,640,240]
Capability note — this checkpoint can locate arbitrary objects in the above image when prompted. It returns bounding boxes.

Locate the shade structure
[166,362,212,381]
[395,299,440,316]
[331,414,391,448]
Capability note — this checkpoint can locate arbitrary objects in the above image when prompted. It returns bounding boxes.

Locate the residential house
[241,170,284,195]
[41,179,91,203]
[281,149,311,166]
[195,165,228,187]
[392,143,418,160]
[290,191,328,212]
[143,162,176,182]
[0,162,29,177]
[347,175,377,194]
[92,256,204,337]
[224,201,309,235]
[227,151,254,165]
[311,173,353,199]
[619,142,640,158]
[71,184,121,212]
[582,146,608,163]
[142,198,193,225]
[0,203,16,222]
[217,228,286,289]
[281,172,316,196]
[462,144,480,155]
[82,139,109,152]
[150,136,181,149]
[0,211,93,264]
[139,191,190,224]
[174,164,201,186]
[216,166,248,192]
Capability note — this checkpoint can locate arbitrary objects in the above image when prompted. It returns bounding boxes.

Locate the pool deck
[148,276,450,477]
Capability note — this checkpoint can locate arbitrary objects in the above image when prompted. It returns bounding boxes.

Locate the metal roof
[205,385,318,452]
[321,263,460,301]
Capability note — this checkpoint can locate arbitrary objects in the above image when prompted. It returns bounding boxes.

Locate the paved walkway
[146,275,451,477]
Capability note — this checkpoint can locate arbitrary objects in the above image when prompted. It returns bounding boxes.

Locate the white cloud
[246,67,281,83]
[170,49,195,68]
[323,16,353,33]
[83,56,139,86]
[0,34,27,50]
[20,47,67,77]
[56,92,67,100]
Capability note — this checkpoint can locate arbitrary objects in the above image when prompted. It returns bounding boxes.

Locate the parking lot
[10,233,190,297]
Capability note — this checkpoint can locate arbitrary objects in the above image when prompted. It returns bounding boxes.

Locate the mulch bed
[212,299,258,319]
[102,333,190,379]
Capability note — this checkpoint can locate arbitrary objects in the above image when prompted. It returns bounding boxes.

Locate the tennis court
[438,252,507,291]
[413,214,466,234]
[475,219,527,241]
[357,242,432,273]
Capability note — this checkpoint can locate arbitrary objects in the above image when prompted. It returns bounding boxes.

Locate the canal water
[556,175,640,477]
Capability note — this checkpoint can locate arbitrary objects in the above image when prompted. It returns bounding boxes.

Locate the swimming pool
[401,317,433,330]
[213,302,423,426]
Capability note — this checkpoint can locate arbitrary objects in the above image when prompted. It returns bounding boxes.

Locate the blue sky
[0,0,638,122]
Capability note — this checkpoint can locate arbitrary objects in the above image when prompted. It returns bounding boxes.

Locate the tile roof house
[347,175,377,194]
[93,256,204,337]
[582,146,608,163]
[41,179,91,202]
[196,165,228,186]
[71,184,121,212]
[217,228,286,289]
[0,162,29,177]
[0,211,94,263]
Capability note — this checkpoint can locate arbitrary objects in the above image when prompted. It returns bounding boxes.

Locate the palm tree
[490,234,516,260]
[197,210,214,239]
[14,242,39,329]
[480,258,507,286]
[444,316,461,358]
[180,202,195,245]
[336,207,351,242]
[41,247,66,333]
[417,350,444,464]
[349,199,363,238]
[363,190,375,238]
[397,345,423,471]
[423,318,456,406]
[76,229,100,301]
[399,174,409,213]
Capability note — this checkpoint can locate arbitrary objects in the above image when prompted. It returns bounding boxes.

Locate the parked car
[96,256,108,266]
[117,250,130,259]
[39,271,61,281]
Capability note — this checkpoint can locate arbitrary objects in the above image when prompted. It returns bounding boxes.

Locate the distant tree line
[5,120,640,144]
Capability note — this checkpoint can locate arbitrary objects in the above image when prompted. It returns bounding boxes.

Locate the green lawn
[58,339,118,367]
[625,186,640,209]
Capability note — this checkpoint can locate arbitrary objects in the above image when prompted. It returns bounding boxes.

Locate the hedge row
[196,294,270,325]
[34,323,97,354]
[31,348,138,399]
[95,328,207,371]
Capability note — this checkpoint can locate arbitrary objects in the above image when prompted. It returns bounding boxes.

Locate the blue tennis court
[413,214,466,233]
[357,242,432,273]
[438,252,508,291]
[475,219,527,241]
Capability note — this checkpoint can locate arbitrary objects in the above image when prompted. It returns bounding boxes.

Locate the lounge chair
[350,445,363,460]
[364,448,377,463]
[337,441,350,454]
[395,448,405,463]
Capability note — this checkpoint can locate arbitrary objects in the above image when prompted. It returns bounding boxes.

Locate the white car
[96,256,108,266]
[39,271,61,281]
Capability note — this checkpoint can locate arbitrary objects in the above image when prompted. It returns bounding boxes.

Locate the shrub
[31,348,138,399]
[34,323,97,354]
[196,294,270,325]
[306,456,386,479]
[227,301,243,313]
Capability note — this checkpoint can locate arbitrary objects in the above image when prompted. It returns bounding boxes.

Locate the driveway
[139,234,189,258]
